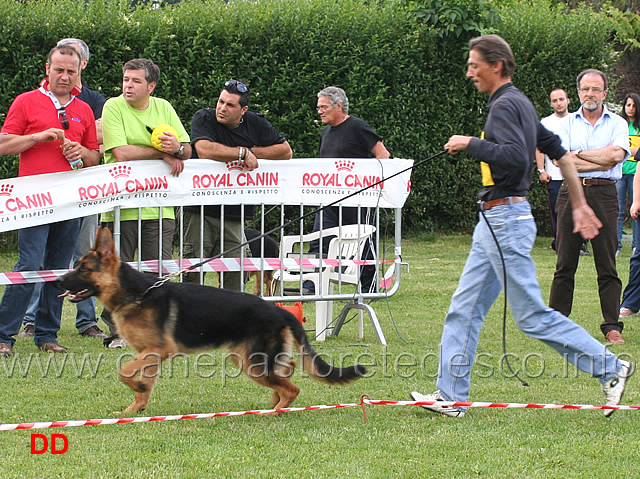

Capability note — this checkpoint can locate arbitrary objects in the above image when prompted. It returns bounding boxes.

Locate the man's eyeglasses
[579,87,604,94]
[58,108,69,129]
[224,80,248,93]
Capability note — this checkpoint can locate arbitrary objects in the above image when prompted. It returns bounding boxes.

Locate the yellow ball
[151,124,178,151]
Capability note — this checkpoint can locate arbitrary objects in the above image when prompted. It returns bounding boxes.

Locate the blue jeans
[622,246,640,311]
[71,215,99,331]
[616,174,639,251]
[435,201,621,409]
[0,219,80,346]
[22,215,98,332]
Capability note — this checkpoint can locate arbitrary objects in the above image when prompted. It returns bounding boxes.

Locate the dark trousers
[621,247,640,311]
[0,219,80,346]
[549,183,623,336]
[546,179,562,246]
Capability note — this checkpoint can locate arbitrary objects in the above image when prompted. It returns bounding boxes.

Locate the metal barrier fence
[109,203,405,344]
[0,158,412,344]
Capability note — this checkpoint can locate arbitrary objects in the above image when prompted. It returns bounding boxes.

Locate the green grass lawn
[0,234,638,478]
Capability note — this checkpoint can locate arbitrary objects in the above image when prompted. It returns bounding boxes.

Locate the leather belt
[580,177,615,186]
[478,196,527,211]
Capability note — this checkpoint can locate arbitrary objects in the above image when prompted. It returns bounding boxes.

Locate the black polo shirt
[467,82,567,202]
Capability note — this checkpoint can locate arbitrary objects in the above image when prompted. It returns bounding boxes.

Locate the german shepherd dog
[244,227,279,296]
[57,228,365,414]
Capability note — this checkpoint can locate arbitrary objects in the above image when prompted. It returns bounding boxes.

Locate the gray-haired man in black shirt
[304,87,390,294]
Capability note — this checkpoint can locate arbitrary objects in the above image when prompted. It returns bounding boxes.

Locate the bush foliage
[0,0,623,234]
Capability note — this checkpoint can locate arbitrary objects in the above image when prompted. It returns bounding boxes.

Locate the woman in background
[618,93,640,319]
[616,92,640,257]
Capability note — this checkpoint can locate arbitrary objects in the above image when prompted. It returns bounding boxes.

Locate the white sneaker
[619,307,637,318]
[602,360,631,417]
[410,390,465,417]
[108,337,127,349]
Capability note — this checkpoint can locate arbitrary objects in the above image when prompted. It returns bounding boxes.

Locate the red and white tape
[1,397,637,431]
[0,258,395,285]
[364,398,640,411]
[0,402,359,431]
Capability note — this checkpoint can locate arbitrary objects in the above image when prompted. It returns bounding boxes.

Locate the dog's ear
[93,227,102,251]
[94,227,115,257]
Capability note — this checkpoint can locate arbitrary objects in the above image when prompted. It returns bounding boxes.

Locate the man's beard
[583,101,600,112]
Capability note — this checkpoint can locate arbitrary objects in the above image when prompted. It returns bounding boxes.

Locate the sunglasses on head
[224,80,248,93]
[58,108,69,130]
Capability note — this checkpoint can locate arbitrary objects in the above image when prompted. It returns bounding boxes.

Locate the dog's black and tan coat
[58,228,365,414]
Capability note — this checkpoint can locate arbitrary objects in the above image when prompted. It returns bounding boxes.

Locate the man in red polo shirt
[0,45,100,356]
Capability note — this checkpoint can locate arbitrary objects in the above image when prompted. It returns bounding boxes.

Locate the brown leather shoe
[79,325,108,338]
[605,330,625,344]
[17,324,35,338]
[0,342,12,357]
[39,342,68,353]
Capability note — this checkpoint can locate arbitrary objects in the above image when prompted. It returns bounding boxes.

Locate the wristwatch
[175,144,185,158]
[538,168,545,174]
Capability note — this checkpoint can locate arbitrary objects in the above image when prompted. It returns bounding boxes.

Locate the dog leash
[138,151,448,300]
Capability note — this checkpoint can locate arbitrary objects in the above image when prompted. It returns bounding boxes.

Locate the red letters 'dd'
[30,433,68,454]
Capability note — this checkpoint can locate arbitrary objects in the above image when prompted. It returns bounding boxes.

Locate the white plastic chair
[272,224,376,340]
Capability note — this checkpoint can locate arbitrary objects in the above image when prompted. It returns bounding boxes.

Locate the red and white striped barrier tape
[1,396,637,431]
[0,270,71,286]
[364,398,640,411]
[0,402,360,431]
[0,258,395,285]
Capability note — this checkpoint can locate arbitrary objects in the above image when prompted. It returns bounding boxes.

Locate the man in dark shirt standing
[304,87,390,294]
[410,34,629,418]
[187,80,292,291]
[316,86,389,159]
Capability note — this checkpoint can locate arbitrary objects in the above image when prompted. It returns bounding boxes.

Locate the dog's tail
[289,319,366,385]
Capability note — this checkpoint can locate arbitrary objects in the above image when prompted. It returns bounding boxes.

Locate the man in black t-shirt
[305,87,390,294]
[187,80,292,290]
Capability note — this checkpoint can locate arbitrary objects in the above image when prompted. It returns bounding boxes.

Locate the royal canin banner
[0,158,413,232]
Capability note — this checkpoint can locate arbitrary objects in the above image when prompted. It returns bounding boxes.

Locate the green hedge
[0,0,620,234]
